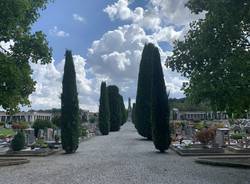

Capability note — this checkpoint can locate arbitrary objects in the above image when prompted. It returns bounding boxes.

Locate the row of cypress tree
[60,50,128,153]
[59,44,170,153]
[135,43,171,153]
[98,83,127,135]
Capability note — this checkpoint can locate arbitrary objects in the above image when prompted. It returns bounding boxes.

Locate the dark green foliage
[51,115,61,128]
[135,43,154,139]
[61,50,80,154]
[132,103,136,125]
[98,82,110,135]
[0,0,53,113]
[119,95,127,126]
[151,46,171,153]
[169,98,211,112]
[79,125,87,137]
[32,119,54,138]
[167,0,250,116]
[107,85,121,131]
[89,116,96,124]
[11,131,25,151]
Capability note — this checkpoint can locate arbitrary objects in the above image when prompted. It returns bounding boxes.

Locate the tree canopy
[0,0,52,113]
[167,0,250,116]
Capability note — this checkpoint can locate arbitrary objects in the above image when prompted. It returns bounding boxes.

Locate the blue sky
[28,0,201,111]
[32,0,114,61]
[32,0,150,62]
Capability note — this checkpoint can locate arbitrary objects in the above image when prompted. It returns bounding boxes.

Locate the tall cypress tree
[61,50,80,154]
[98,82,110,135]
[119,94,127,126]
[135,43,154,139]
[107,85,121,131]
[132,103,136,125]
[151,46,171,153]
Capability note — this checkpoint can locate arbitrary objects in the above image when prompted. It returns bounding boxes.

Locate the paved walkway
[0,122,249,184]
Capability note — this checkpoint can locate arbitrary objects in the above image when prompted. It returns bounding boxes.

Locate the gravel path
[0,122,249,184]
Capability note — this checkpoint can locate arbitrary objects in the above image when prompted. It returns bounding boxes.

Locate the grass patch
[0,129,15,138]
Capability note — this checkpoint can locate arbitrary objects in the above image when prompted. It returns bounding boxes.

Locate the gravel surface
[0,122,249,184]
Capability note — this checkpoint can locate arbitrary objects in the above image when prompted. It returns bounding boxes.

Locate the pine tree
[135,43,154,139]
[98,82,110,135]
[151,46,171,153]
[61,50,80,154]
[107,85,121,131]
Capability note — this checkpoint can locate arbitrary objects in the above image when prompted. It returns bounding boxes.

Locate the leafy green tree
[0,0,53,113]
[167,0,250,116]
[61,50,80,154]
[135,43,154,139]
[32,119,54,137]
[98,82,110,135]
[11,131,25,151]
[107,85,121,131]
[151,46,171,152]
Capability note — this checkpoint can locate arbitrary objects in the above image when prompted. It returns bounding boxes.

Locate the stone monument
[24,128,35,146]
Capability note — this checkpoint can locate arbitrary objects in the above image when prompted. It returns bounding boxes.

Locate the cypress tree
[135,43,154,139]
[107,85,121,131]
[119,95,127,126]
[11,131,25,151]
[61,50,80,154]
[151,46,171,153]
[132,103,136,125]
[98,82,110,135]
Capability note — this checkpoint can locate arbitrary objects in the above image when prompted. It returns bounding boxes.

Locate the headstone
[38,129,44,139]
[45,128,54,141]
[215,128,230,147]
[185,125,194,139]
[24,128,35,145]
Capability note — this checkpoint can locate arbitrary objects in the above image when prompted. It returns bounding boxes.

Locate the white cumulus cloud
[73,14,85,23]
[29,55,98,111]
[49,26,70,37]
[28,0,204,111]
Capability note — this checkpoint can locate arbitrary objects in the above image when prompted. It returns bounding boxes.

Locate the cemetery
[0,112,99,158]
[171,119,250,156]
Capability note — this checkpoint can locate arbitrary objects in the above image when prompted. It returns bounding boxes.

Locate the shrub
[89,116,96,124]
[79,125,87,137]
[11,131,25,151]
[31,138,48,148]
[12,121,29,129]
[196,128,216,145]
[32,119,54,137]
[194,122,205,130]
[230,133,245,140]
